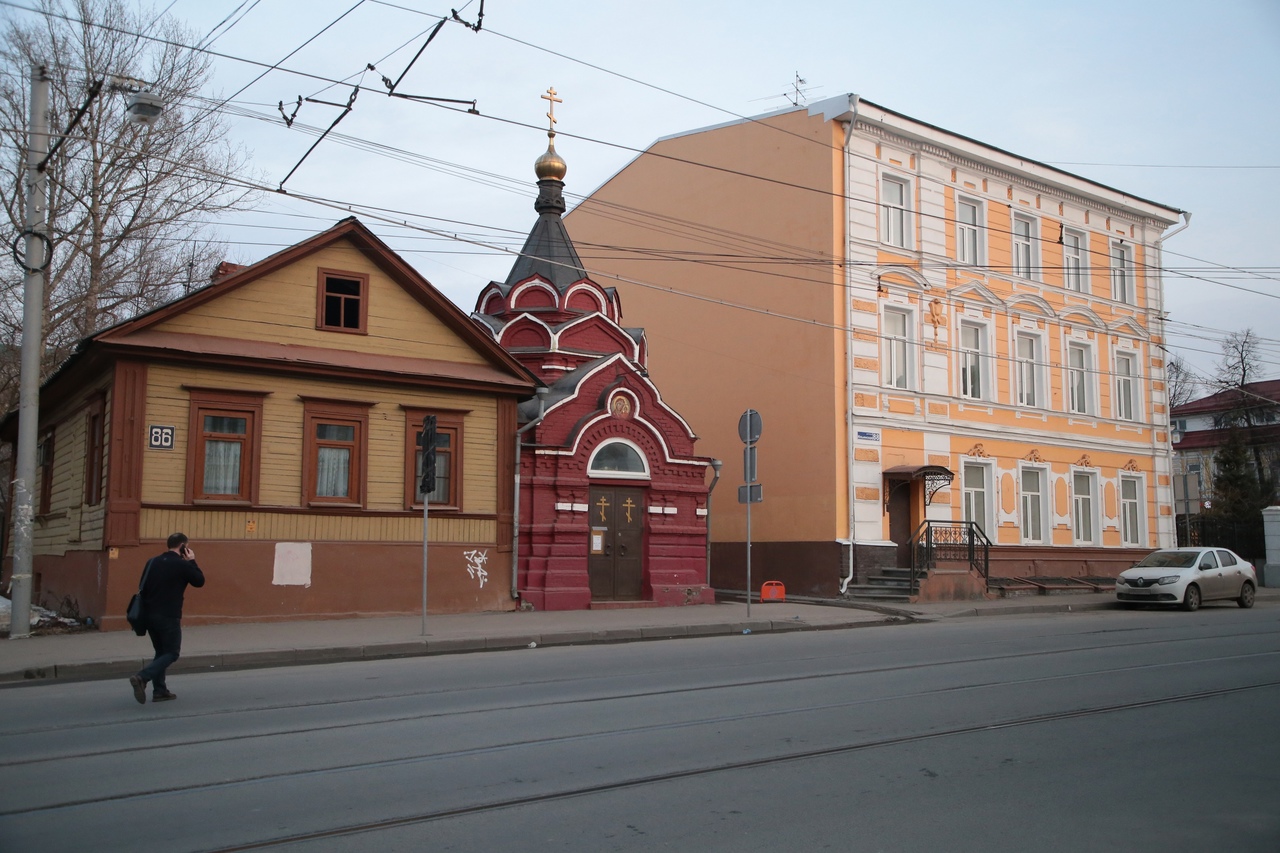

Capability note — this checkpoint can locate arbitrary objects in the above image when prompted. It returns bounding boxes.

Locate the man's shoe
[128,675,147,705]
[152,691,177,702]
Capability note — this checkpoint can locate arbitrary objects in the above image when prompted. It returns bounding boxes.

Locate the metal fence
[1175,514,1264,564]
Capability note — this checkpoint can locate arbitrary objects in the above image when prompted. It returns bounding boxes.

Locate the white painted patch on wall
[273,542,312,587]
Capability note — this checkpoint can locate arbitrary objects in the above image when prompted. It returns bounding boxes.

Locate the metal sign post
[737,409,763,619]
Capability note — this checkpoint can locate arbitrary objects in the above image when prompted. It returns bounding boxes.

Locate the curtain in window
[204,440,242,495]
[317,447,351,497]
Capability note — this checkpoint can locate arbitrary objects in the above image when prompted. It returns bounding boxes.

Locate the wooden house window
[84,396,105,506]
[303,400,370,506]
[185,388,266,504]
[316,269,368,334]
[404,409,465,510]
[38,430,55,515]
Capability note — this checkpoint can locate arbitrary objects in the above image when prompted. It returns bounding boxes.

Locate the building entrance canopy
[883,464,955,506]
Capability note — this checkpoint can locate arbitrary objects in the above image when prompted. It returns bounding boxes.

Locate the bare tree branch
[0,0,259,409]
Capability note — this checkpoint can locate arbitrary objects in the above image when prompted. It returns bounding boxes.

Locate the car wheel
[1182,584,1201,612]
[1238,582,1256,609]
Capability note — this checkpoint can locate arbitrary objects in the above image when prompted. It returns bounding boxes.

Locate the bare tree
[1211,329,1276,428]
[1165,353,1199,409]
[1209,328,1278,502]
[1214,329,1265,394]
[0,0,257,409]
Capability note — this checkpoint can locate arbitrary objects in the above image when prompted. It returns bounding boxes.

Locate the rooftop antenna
[788,72,809,107]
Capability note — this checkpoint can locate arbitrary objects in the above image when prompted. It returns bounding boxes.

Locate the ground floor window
[962,462,990,537]
[1072,471,1097,545]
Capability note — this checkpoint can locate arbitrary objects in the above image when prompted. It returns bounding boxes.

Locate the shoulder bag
[125,558,155,636]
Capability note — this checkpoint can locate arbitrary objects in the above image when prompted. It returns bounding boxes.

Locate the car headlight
[1158,575,1180,585]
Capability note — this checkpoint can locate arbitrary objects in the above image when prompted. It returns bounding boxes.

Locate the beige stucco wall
[567,109,848,544]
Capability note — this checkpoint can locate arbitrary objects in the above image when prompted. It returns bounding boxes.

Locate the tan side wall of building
[567,109,848,544]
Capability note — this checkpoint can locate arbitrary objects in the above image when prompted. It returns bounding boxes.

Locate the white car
[1115,547,1257,611]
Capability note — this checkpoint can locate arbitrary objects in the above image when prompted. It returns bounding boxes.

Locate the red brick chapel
[472,99,715,610]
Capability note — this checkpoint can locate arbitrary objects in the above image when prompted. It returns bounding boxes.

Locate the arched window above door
[588,439,650,479]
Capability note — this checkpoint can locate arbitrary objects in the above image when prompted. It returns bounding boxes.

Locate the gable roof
[1173,379,1280,418]
[98,217,533,380]
[14,218,539,421]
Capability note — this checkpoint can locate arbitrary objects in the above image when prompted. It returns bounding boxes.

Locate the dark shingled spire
[503,95,589,290]
[503,176,589,290]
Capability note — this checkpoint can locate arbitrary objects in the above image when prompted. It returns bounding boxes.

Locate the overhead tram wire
[20,101,1280,378]
[7,5,1276,369]
[450,15,1280,296]
[9,0,1276,306]
[8,0,1274,305]
[21,90,1280,370]
[12,61,1280,360]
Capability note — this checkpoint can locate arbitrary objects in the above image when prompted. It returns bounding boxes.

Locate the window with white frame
[956,197,982,265]
[1063,229,1086,292]
[882,176,910,249]
[883,308,912,389]
[1067,342,1092,415]
[1020,467,1047,543]
[959,321,986,400]
[1115,352,1137,421]
[1012,214,1036,278]
[1111,242,1134,304]
[1120,475,1143,547]
[1072,471,1097,545]
[1015,332,1040,407]
[962,462,990,537]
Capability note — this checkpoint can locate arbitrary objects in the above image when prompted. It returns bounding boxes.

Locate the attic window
[317,269,368,334]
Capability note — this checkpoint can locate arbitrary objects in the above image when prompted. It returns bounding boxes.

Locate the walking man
[129,533,205,704]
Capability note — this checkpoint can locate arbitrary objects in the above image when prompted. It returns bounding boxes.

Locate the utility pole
[8,64,51,640]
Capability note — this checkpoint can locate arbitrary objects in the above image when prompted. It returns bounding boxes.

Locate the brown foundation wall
[711,540,846,598]
[987,546,1149,579]
[44,539,516,631]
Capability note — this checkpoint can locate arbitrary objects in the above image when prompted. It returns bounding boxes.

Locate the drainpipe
[1151,210,1191,548]
[705,458,722,587]
[511,387,549,601]
[840,98,860,595]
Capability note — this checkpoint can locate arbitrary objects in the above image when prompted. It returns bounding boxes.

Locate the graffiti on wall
[463,549,489,588]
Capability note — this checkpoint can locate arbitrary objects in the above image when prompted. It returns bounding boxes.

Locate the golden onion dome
[534,134,567,181]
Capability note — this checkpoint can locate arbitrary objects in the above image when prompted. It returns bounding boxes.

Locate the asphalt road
[1,603,1278,852]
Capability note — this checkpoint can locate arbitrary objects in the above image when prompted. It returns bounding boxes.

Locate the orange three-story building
[565,95,1186,601]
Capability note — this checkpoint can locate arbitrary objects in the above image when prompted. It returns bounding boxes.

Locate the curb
[0,615,887,686]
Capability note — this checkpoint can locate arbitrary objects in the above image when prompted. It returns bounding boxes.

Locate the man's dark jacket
[140,551,205,619]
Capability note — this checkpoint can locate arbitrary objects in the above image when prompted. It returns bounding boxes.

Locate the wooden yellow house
[4,218,538,628]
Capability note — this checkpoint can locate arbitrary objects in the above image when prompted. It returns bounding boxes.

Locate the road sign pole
[737,408,763,621]
[746,480,752,619]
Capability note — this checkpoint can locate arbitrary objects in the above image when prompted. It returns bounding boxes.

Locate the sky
[9,0,1279,382]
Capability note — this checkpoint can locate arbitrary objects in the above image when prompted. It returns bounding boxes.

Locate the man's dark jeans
[138,617,182,692]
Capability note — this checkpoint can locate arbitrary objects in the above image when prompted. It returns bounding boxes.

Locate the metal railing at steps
[910,520,991,590]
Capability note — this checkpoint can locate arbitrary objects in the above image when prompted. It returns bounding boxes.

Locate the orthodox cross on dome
[542,87,562,136]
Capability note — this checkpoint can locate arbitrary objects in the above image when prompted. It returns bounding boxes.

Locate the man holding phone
[128,533,205,704]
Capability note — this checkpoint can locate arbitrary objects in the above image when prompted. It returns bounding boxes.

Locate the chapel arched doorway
[587,440,649,601]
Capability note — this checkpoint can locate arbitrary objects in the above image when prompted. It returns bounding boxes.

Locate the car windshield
[1133,551,1197,568]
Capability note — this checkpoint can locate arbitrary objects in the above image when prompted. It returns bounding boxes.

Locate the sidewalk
[2,588,1274,686]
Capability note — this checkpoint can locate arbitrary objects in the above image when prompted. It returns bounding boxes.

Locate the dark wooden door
[888,481,913,568]
[588,486,645,600]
